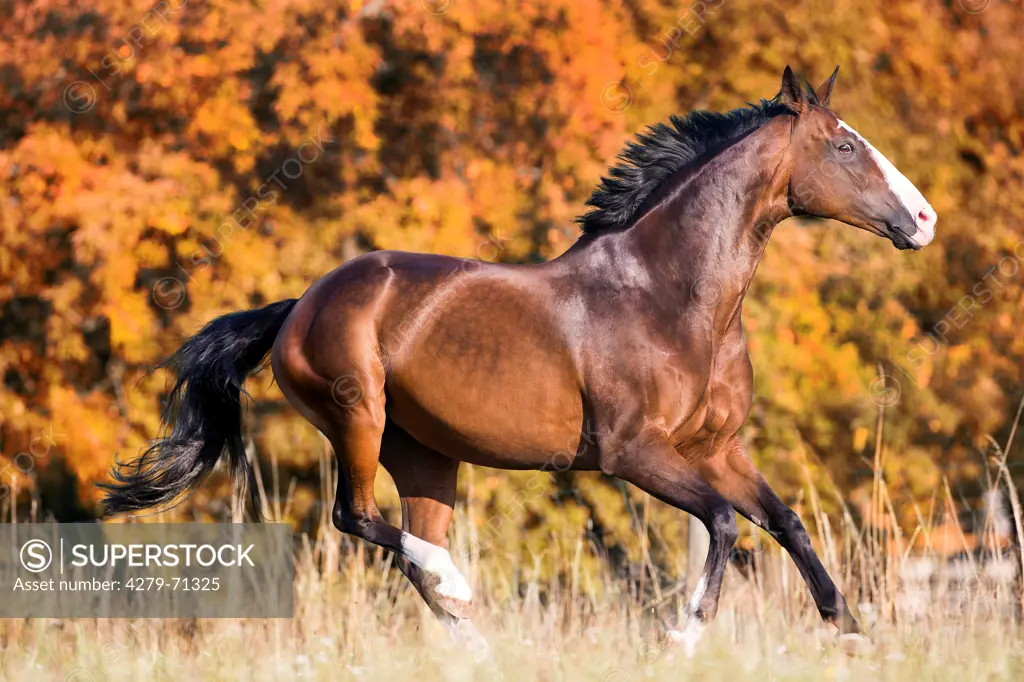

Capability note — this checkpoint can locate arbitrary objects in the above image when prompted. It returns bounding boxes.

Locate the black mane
[578,96,792,234]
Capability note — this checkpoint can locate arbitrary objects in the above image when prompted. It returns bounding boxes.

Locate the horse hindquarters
[270,262,480,638]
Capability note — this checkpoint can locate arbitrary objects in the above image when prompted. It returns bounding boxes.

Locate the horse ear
[779,65,807,115]
[815,66,840,108]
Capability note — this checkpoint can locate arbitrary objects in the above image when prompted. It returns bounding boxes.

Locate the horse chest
[670,384,733,443]
[700,387,733,432]
[667,352,752,453]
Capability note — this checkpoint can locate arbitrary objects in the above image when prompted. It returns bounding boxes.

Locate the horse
[102,66,936,649]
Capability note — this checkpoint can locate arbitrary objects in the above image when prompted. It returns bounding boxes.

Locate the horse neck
[620,117,793,339]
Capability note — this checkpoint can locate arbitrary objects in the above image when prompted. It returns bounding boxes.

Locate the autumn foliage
[1,0,1023,570]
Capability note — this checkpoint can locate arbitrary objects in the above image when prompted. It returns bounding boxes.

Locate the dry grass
[0,504,1021,682]
[2,399,1021,681]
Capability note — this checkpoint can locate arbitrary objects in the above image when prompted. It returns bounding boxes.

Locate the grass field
[0,503,1021,682]
[2,411,1021,681]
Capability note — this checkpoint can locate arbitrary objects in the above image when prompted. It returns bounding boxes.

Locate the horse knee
[780,507,804,532]
[775,508,810,546]
[709,506,738,548]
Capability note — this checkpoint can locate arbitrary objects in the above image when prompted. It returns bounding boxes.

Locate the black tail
[100,298,298,517]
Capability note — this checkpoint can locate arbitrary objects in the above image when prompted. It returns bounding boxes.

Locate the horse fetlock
[813,587,855,628]
[684,576,721,625]
[832,608,861,635]
[691,599,718,623]
[402,533,473,606]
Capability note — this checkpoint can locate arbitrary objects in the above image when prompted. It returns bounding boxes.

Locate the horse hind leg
[319,396,472,607]
[379,424,488,651]
[273,324,479,647]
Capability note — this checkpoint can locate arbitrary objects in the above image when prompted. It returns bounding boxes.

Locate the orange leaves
[1,0,1024,528]
[271,22,381,149]
[48,384,137,506]
[355,175,479,257]
[187,81,262,172]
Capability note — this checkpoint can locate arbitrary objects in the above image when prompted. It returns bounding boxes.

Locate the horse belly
[387,366,582,469]
[382,284,584,469]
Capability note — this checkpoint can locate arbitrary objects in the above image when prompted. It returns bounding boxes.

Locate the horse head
[781,66,937,250]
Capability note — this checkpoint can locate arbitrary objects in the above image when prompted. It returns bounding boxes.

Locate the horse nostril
[918,210,931,223]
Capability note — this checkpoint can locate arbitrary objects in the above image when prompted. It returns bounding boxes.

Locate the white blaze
[838,120,937,247]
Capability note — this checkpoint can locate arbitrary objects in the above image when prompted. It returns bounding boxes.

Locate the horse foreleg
[606,431,738,655]
[701,438,861,634]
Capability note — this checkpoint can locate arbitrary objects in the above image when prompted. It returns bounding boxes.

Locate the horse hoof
[838,632,873,654]
[665,620,706,659]
[422,570,474,619]
[434,593,474,620]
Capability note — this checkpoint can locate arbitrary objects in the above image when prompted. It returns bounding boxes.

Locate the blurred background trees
[1,0,1023,575]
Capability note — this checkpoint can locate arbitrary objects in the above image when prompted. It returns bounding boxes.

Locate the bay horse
[103,66,936,648]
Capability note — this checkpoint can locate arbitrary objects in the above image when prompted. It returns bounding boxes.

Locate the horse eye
[838,142,854,155]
